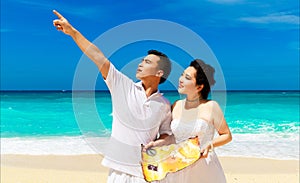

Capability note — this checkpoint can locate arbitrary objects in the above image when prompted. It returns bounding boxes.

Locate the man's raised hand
[52,10,74,35]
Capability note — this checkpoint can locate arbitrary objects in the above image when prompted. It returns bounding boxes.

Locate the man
[53,10,172,182]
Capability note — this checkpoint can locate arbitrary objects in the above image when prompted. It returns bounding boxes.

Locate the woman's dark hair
[148,50,171,84]
[190,59,216,99]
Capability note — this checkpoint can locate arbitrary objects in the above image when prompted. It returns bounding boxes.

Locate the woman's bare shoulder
[171,99,184,111]
[204,100,221,109]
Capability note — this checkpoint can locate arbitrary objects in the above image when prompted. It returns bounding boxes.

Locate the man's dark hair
[147,50,171,84]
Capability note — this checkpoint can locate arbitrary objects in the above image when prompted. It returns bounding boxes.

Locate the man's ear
[156,70,164,77]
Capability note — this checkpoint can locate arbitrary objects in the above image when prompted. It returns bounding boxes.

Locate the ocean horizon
[1,90,299,160]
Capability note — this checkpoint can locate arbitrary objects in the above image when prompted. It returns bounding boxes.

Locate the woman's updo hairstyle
[190,59,216,99]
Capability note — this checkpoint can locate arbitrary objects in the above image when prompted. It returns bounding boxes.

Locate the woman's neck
[186,94,202,102]
[185,94,204,109]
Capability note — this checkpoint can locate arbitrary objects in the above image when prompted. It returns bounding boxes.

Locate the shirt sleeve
[104,63,134,94]
[158,103,172,136]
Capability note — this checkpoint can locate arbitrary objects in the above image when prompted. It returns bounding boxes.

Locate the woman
[146,59,232,183]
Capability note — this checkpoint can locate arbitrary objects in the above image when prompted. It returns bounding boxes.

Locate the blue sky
[1,0,299,91]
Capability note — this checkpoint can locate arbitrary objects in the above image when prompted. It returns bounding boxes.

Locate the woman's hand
[142,141,156,152]
[143,134,175,151]
[200,143,213,159]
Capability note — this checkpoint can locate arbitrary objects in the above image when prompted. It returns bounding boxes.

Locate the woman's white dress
[159,103,227,183]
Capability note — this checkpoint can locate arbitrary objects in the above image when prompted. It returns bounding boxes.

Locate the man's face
[136,54,161,80]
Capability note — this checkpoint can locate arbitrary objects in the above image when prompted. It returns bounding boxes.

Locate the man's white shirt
[102,64,172,177]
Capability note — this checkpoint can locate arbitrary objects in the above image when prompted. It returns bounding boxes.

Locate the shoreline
[2,134,299,160]
[1,154,299,183]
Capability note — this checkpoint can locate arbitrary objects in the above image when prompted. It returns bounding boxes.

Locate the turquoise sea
[1,91,299,159]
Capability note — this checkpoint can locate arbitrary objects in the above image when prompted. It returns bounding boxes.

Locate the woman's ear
[197,84,204,92]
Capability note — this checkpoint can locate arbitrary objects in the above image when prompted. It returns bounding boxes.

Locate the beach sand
[1,154,299,183]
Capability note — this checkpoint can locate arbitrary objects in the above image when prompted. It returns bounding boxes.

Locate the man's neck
[142,80,159,98]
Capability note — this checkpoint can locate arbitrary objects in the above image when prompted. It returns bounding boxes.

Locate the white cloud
[239,13,300,25]
[207,0,244,4]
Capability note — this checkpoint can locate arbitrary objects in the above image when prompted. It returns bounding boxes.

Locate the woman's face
[178,66,200,95]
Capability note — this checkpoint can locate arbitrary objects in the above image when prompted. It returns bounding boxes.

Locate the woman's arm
[201,101,232,158]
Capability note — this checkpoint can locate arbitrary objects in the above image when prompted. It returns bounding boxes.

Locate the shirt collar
[135,81,162,99]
